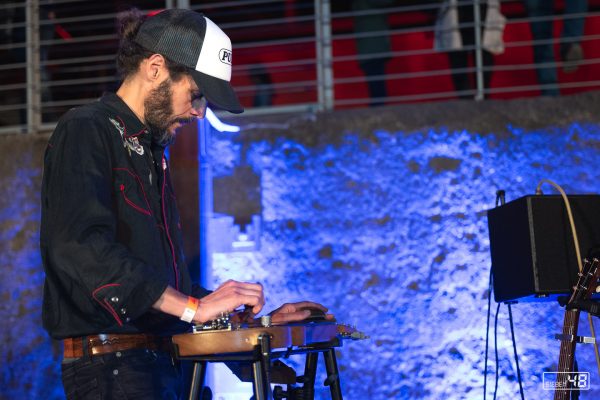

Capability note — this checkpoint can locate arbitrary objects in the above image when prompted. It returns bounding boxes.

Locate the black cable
[493,302,500,400]
[483,267,493,400]
[489,190,525,399]
[485,189,505,400]
[508,304,525,399]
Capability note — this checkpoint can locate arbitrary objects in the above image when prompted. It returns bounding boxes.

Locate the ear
[144,54,168,82]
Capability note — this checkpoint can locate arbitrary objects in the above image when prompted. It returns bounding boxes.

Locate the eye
[191,95,207,111]
[191,91,201,101]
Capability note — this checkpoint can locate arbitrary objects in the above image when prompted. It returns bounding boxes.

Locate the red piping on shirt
[113,168,152,215]
[160,152,179,290]
[119,184,151,215]
[92,284,123,326]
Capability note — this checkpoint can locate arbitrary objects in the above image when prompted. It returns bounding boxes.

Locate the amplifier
[487,194,600,303]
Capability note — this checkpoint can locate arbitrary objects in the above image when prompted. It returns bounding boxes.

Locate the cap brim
[190,70,244,114]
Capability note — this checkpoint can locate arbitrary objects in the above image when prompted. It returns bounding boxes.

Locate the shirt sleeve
[42,114,168,327]
[191,282,213,299]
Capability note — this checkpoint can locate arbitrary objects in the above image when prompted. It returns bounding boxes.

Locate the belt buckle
[97,333,112,346]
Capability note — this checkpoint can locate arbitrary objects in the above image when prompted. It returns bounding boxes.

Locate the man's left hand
[269,301,334,323]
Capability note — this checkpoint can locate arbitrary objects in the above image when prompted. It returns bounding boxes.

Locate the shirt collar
[100,92,151,145]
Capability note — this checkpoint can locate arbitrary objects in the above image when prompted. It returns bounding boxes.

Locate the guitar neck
[553,258,600,400]
[554,308,580,400]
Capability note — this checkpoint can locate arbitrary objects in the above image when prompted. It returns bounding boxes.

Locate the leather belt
[63,333,173,358]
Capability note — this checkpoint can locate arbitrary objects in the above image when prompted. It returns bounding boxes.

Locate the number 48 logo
[542,372,591,390]
[567,372,590,389]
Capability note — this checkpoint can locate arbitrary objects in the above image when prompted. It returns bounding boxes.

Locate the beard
[144,79,194,146]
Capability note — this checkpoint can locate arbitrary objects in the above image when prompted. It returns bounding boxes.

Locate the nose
[190,107,204,119]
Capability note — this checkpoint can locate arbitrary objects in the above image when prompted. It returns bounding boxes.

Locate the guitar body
[172,322,360,357]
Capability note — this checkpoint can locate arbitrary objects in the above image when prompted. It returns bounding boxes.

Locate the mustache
[172,117,196,125]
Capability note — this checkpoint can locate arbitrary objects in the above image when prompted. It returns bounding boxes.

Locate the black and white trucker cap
[134,9,243,114]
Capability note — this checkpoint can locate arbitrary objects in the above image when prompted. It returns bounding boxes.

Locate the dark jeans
[359,59,388,107]
[61,349,183,400]
[524,0,588,95]
[448,50,494,99]
[448,2,493,99]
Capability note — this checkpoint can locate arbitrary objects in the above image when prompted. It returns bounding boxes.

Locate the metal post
[252,334,273,400]
[252,361,267,400]
[188,361,207,400]
[302,353,319,400]
[473,0,484,101]
[314,0,333,111]
[26,0,41,133]
[165,0,189,9]
[323,349,343,400]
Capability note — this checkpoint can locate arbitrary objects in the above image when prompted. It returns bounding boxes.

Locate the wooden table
[172,321,363,400]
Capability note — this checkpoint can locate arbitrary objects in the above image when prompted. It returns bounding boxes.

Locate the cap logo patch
[219,49,232,65]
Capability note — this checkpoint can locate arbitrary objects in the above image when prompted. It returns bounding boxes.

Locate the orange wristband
[180,296,199,323]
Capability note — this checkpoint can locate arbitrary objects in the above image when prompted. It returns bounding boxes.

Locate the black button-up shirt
[40,93,200,339]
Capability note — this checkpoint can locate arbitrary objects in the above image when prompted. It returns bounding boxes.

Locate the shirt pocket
[113,167,152,216]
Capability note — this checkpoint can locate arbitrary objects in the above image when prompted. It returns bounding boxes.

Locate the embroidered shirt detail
[109,117,145,156]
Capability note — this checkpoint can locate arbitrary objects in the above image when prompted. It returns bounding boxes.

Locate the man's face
[144,74,207,145]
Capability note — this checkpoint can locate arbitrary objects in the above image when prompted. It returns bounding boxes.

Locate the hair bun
[116,8,146,42]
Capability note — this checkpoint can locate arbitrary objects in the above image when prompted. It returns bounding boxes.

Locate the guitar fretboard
[554,309,580,400]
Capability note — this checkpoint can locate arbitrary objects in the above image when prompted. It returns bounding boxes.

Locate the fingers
[193,280,265,323]
[289,301,329,313]
[268,303,293,315]
[270,309,336,324]
[194,286,332,326]
[251,304,262,314]
[271,310,311,323]
[217,279,263,293]
[216,281,264,304]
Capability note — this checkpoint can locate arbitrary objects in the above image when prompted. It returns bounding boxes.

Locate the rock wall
[2,92,600,399]
[0,135,63,399]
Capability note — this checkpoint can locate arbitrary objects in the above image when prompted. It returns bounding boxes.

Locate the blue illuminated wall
[0,136,63,400]
[2,94,600,399]
[210,98,600,400]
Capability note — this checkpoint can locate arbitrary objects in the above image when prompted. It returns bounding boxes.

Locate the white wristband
[180,296,199,323]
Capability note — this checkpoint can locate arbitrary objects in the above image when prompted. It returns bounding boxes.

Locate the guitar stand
[554,333,596,344]
[555,297,597,345]
[180,336,344,400]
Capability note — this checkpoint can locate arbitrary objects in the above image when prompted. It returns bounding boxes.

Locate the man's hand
[193,280,265,324]
[269,301,334,324]
[152,281,264,325]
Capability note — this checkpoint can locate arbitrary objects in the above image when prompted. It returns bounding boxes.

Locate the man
[352,0,395,107]
[40,8,329,399]
[524,0,588,96]
[434,0,506,99]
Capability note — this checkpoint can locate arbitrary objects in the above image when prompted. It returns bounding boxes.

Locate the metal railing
[1,0,600,134]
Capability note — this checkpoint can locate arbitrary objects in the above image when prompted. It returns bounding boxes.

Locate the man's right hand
[193,280,265,323]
